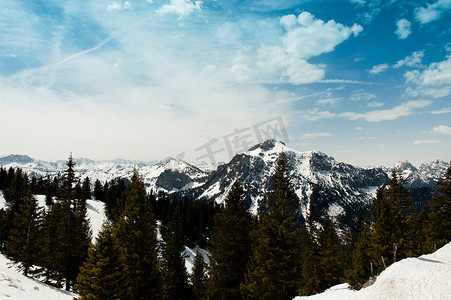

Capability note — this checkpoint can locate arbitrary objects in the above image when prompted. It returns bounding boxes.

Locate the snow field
[294,242,451,300]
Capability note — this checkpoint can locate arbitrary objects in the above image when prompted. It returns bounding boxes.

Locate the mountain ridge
[1,140,448,227]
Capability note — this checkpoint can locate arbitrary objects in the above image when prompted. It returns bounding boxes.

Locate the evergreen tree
[371,170,417,268]
[161,205,191,300]
[75,220,130,300]
[82,177,91,200]
[45,154,92,291]
[317,217,343,291]
[191,250,207,300]
[5,190,42,277]
[424,163,451,250]
[113,168,161,299]
[207,181,252,300]
[298,201,320,296]
[344,215,372,290]
[94,179,104,202]
[241,153,301,300]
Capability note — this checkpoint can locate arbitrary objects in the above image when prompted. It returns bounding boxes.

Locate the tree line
[0,153,450,299]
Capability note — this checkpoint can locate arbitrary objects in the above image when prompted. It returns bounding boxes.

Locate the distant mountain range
[1,140,448,227]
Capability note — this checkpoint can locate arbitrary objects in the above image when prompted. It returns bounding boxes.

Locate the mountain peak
[0,154,34,165]
[248,139,286,152]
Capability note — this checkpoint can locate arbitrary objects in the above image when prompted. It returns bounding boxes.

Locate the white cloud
[301,132,331,139]
[350,90,376,101]
[433,125,451,135]
[349,0,365,5]
[341,100,431,122]
[367,101,384,107]
[281,12,363,59]
[302,100,430,122]
[414,140,442,144]
[317,97,341,106]
[429,108,451,114]
[395,19,411,39]
[157,0,202,18]
[107,1,132,12]
[394,50,424,69]
[353,136,375,141]
[415,0,451,24]
[404,55,451,98]
[231,12,363,85]
[369,63,389,75]
[356,126,364,130]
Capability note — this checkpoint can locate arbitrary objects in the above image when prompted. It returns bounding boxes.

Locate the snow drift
[294,242,451,300]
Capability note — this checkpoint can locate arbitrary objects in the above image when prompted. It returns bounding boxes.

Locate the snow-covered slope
[0,192,106,239]
[0,254,76,300]
[294,242,451,300]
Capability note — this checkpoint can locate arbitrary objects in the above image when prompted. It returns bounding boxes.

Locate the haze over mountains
[1,140,448,227]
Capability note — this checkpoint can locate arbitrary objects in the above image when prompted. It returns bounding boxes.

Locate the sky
[0,0,450,167]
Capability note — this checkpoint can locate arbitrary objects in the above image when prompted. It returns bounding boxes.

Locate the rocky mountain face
[1,140,448,227]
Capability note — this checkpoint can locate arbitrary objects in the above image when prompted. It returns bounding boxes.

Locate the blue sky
[0,0,450,166]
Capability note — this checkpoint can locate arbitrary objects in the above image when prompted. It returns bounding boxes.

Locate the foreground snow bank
[0,254,76,300]
[295,242,451,300]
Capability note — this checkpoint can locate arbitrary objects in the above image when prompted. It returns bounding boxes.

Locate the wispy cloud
[433,125,451,135]
[369,63,389,75]
[404,55,451,98]
[157,0,202,18]
[301,100,431,122]
[395,18,411,39]
[301,132,331,139]
[415,0,451,24]
[414,140,442,144]
[394,50,424,69]
[107,1,132,12]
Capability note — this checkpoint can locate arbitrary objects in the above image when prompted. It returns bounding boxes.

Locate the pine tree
[191,250,207,300]
[75,220,130,299]
[44,154,92,291]
[317,217,343,291]
[94,179,104,202]
[207,181,252,300]
[113,168,162,299]
[5,190,42,277]
[344,215,372,290]
[241,153,301,300]
[424,163,451,250]
[298,201,320,296]
[161,205,191,300]
[371,170,417,267]
[82,177,91,200]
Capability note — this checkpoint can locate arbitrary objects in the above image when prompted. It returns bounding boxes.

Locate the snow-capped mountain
[0,154,208,193]
[1,140,448,227]
[180,140,389,226]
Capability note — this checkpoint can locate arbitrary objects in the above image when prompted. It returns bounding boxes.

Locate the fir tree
[161,205,191,300]
[82,177,91,200]
[75,220,130,299]
[317,217,343,291]
[241,153,301,300]
[191,250,207,300]
[371,170,417,268]
[113,168,161,299]
[424,163,451,250]
[298,201,320,296]
[344,215,372,290]
[94,179,104,202]
[5,191,42,277]
[207,181,252,300]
